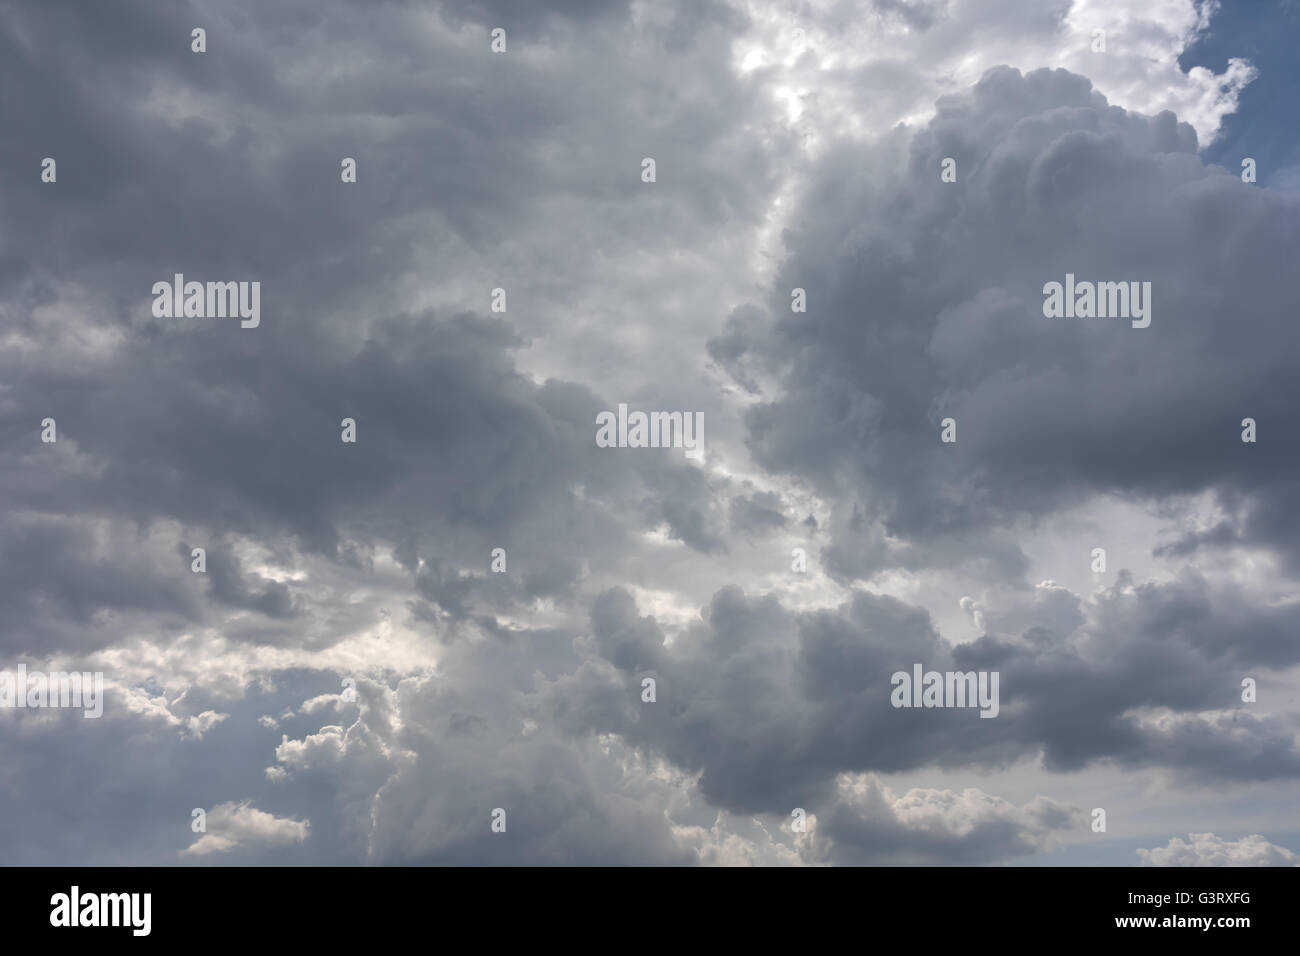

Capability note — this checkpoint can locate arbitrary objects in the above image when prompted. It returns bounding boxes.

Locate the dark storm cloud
[711,65,1300,578]
[0,0,771,313]
[3,0,1296,868]
[558,576,1300,816]
[0,0,777,593]
[1,302,746,659]
[189,540,297,619]
[0,519,197,656]
[0,0,787,865]
[810,780,1082,866]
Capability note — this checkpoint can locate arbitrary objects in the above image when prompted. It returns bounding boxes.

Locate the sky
[1,0,1298,866]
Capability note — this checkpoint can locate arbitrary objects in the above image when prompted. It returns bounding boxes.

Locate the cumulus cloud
[1,0,1295,867]
[732,0,1255,147]
[716,63,1300,583]
[1138,833,1300,867]
[809,775,1084,865]
[561,577,1300,820]
[181,801,310,857]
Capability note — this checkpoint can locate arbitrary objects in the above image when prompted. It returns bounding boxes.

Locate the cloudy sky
[2,0,1298,866]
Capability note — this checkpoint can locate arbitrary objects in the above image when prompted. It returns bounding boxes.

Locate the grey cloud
[712,65,1300,579]
[564,575,1300,816]
[729,489,790,537]
[810,778,1084,866]
[2,0,1295,868]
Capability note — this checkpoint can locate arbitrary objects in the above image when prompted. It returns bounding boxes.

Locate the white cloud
[1138,832,1300,866]
[181,801,310,857]
[734,0,1253,149]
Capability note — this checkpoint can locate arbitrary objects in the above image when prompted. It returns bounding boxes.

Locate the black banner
[4,865,1291,942]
